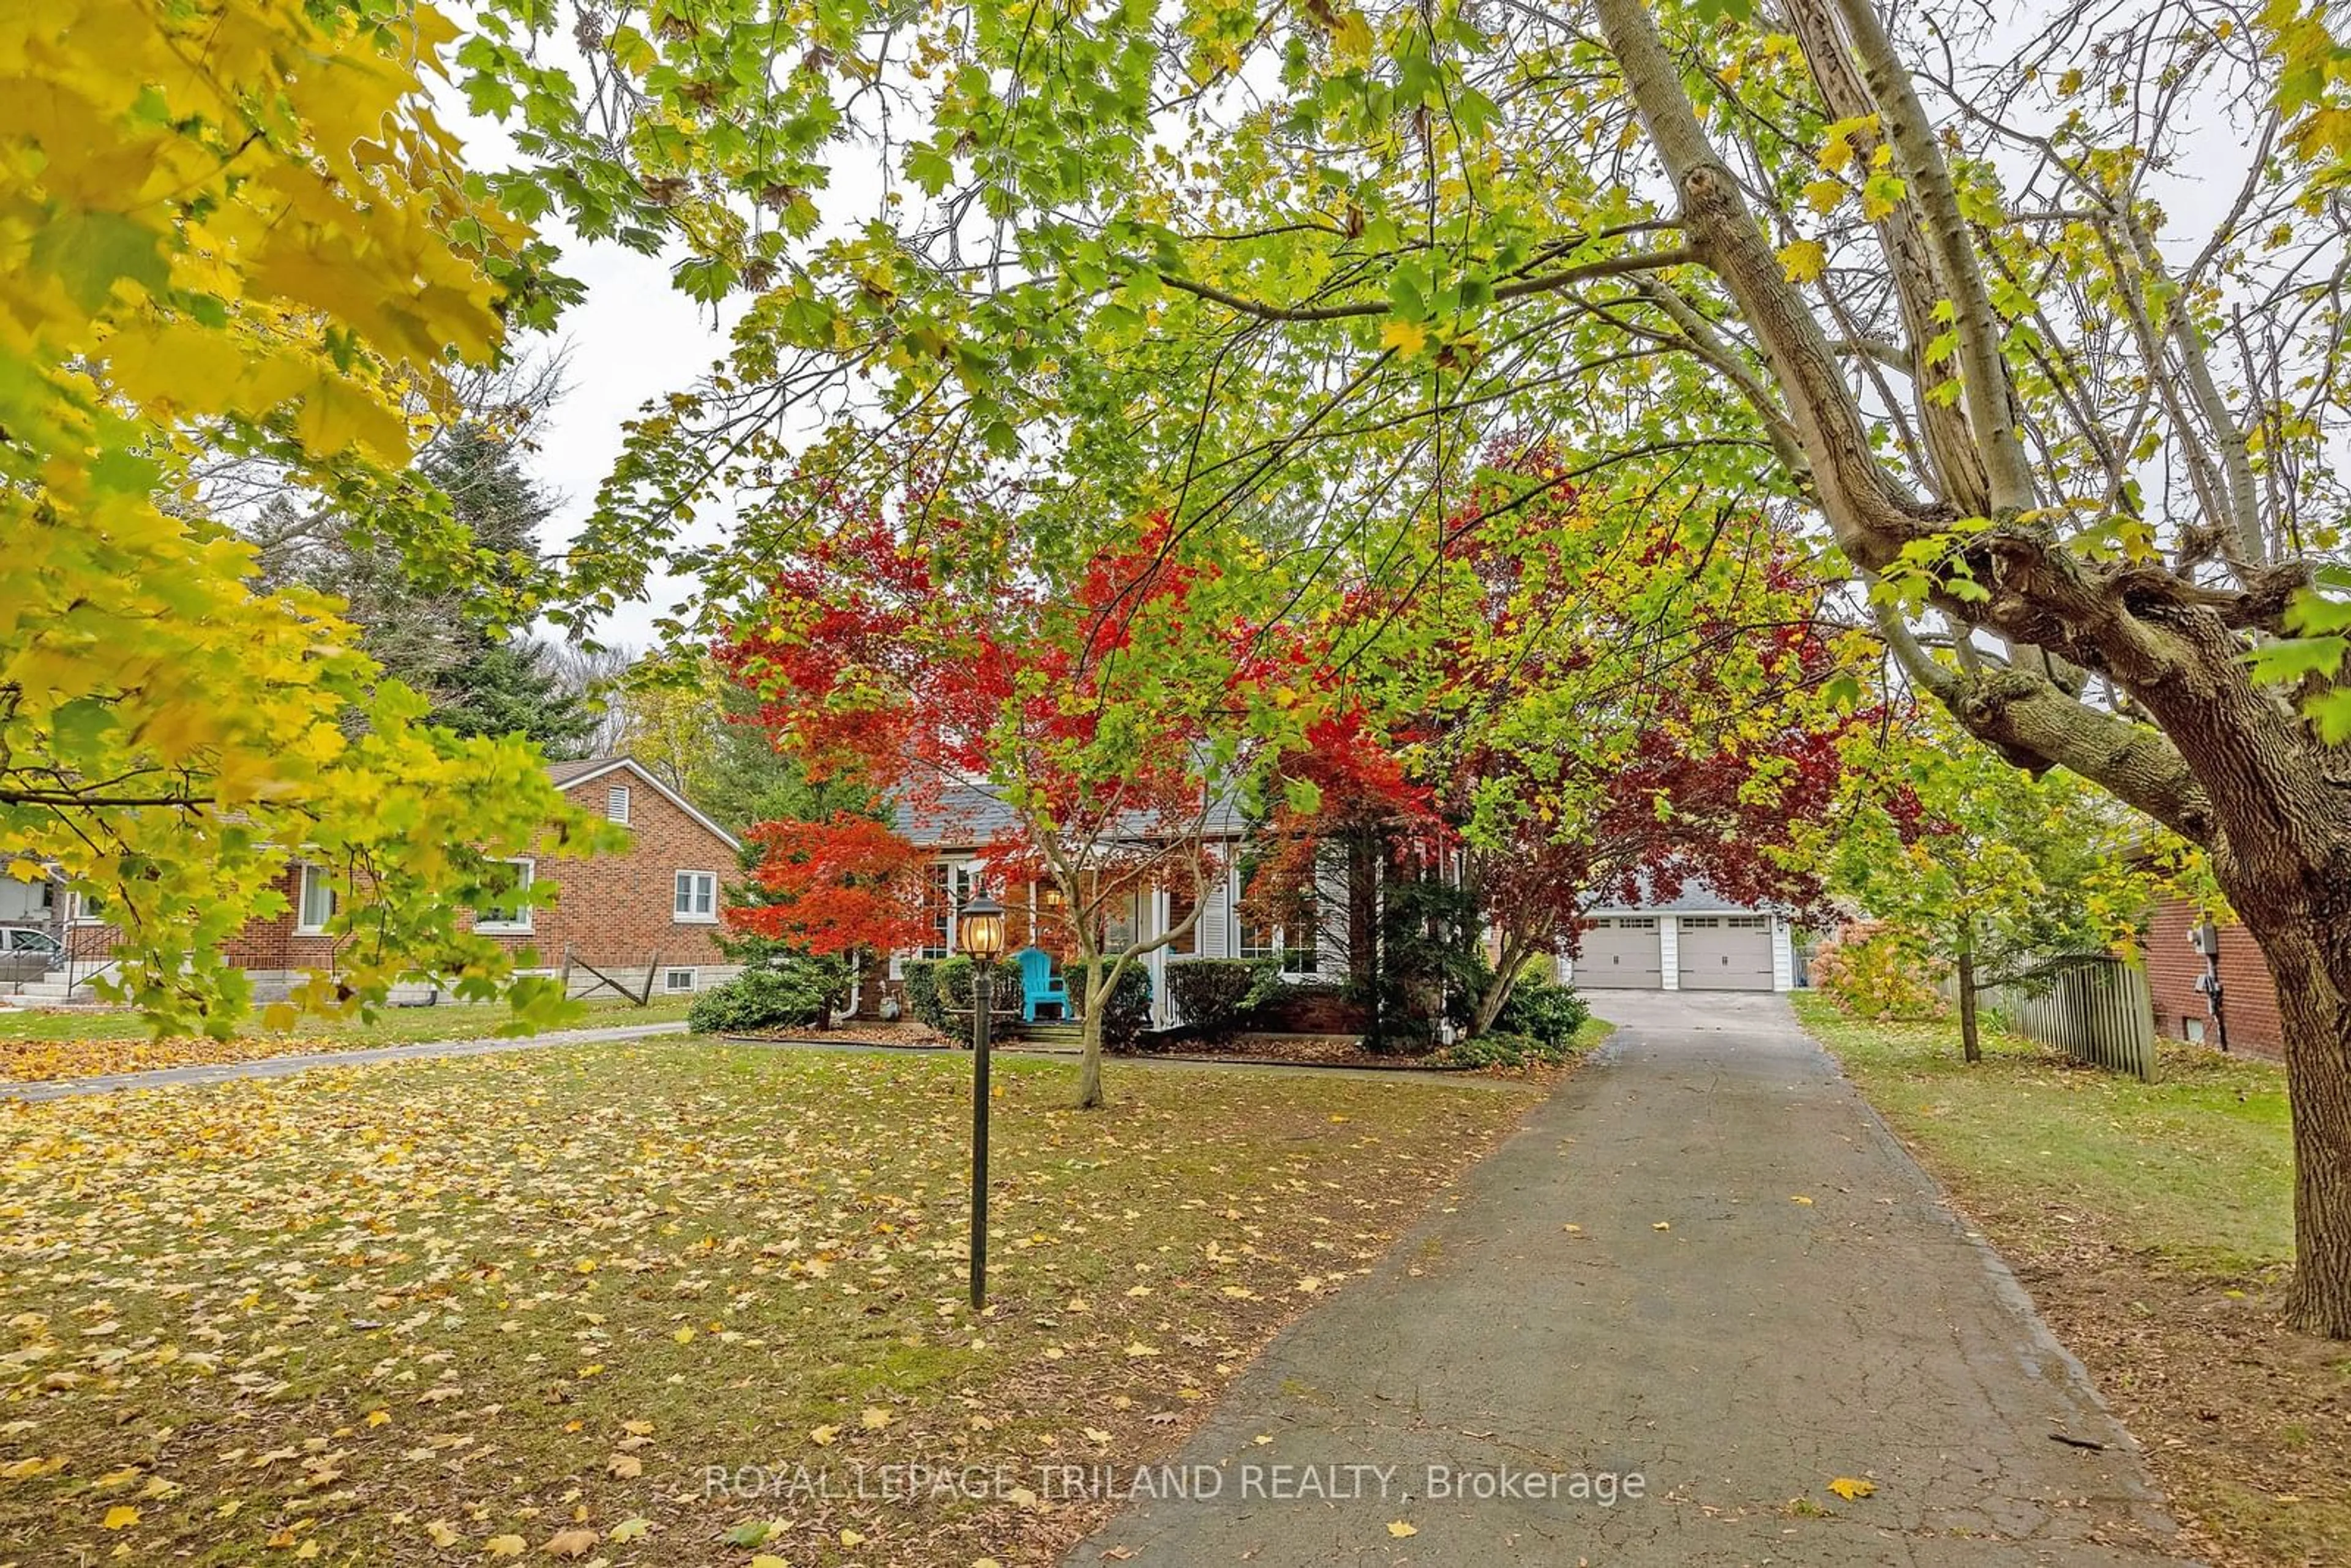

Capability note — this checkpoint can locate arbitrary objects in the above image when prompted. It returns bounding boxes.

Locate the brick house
[29,756,744,1006]
[2139,896,2284,1059]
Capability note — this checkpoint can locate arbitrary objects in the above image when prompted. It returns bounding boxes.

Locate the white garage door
[1577,917,1662,989]
[1677,915,1774,990]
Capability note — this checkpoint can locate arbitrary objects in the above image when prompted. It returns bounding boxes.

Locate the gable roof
[894,783,1250,850]
[1585,874,1777,917]
[545,756,742,853]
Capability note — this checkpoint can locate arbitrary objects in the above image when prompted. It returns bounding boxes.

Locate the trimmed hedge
[1164,958,1257,1043]
[686,959,839,1035]
[1094,961,1157,1052]
[1495,978,1591,1051]
[902,956,1021,1037]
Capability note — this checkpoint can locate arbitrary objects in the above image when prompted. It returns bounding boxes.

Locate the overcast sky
[441,75,741,656]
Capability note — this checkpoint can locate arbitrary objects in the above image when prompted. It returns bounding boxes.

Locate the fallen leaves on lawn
[0,1043,1537,1564]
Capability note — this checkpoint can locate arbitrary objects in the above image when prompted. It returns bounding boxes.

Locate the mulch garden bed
[1125,1032,1471,1070]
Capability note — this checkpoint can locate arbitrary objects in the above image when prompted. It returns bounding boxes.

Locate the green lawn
[0,996,697,1082]
[1793,992,2292,1275]
[0,1040,1537,1564]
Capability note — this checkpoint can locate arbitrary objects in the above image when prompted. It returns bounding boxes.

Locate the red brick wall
[2140,897,2284,1060]
[200,765,740,978]
[475,771,737,971]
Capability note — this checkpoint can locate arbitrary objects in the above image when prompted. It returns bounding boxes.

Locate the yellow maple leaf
[1387,1519,1419,1537]
[544,1527,598,1558]
[426,1520,461,1547]
[609,1518,651,1542]
[102,1504,141,1529]
[861,1406,893,1429]
[1827,1476,1877,1500]
[810,1424,841,1446]
[1778,239,1828,285]
[1380,319,1428,357]
[486,1534,527,1558]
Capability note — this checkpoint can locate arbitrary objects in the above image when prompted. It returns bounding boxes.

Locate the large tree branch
[1872,598,2213,841]
[1592,0,1942,569]
[1827,0,2037,517]
[1154,247,1704,323]
[1783,0,1991,516]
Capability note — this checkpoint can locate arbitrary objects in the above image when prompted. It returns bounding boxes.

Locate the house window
[1725,915,1768,929]
[673,871,719,923]
[1164,885,1198,957]
[607,785,632,824]
[476,859,535,933]
[1238,914,1313,975]
[1239,916,1275,960]
[921,864,952,959]
[1098,888,1138,954]
[295,865,339,935]
[664,967,697,993]
[1682,916,1721,929]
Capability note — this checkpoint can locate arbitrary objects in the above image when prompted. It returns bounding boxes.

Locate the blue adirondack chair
[1015,947,1070,1022]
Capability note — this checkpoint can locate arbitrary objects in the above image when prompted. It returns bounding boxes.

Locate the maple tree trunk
[1955,930,1981,1065]
[1472,945,1532,1038]
[1074,960,1107,1111]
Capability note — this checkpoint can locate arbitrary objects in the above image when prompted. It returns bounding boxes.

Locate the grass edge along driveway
[1794,993,2349,1568]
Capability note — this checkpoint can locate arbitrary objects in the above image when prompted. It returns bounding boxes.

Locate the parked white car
[0,926,62,982]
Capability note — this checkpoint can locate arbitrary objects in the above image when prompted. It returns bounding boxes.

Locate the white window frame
[475,858,536,934]
[664,967,697,993]
[607,784,632,824]
[673,870,719,925]
[1238,917,1316,977]
[294,865,339,936]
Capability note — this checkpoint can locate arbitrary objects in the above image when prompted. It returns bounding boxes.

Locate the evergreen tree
[250,423,593,754]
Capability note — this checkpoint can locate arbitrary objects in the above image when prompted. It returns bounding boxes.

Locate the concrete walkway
[1062,992,2190,1567]
[0,1020,689,1102]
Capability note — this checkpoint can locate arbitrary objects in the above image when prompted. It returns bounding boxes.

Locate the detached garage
[1563,883,1797,994]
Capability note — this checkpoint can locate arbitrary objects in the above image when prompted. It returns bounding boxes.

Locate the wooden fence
[1978,956,2158,1081]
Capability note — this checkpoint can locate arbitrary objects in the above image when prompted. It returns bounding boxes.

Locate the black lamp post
[957,893,1007,1308]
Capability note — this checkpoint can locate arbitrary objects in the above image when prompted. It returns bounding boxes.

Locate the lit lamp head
[958,895,1007,963]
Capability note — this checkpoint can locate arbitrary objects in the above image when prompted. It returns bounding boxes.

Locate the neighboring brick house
[34,756,744,1005]
[2139,896,2285,1060]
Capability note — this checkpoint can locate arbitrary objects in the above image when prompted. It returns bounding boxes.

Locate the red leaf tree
[1293,445,1875,1033]
[731,813,934,961]
[720,479,1326,1105]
